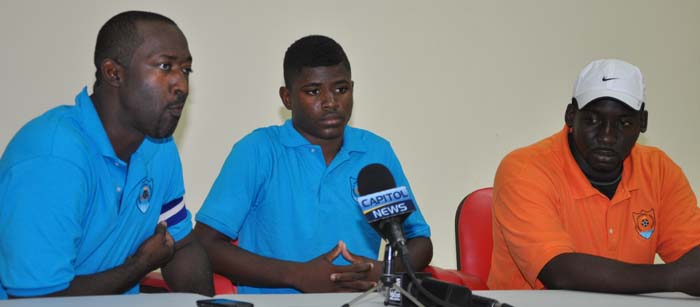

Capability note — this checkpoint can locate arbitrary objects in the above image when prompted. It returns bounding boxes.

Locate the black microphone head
[357,163,396,196]
[356,163,412,249]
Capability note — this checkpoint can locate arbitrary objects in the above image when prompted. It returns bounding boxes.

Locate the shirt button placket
[606,205,619,252]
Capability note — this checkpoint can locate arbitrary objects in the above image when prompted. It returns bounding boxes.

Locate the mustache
[167,93,188,108]
[590,147,618,155]
[320,112,343,120]
[592,146,615,151]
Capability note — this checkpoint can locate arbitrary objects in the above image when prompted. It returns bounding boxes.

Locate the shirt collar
[279,120,311,147]
[76,87,157,164]
[76,87,120,161]
[619,145,639,193]
[279,119,368,153]
[556,126,597,199]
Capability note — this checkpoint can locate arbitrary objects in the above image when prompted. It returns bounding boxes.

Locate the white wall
[1,0,699,269]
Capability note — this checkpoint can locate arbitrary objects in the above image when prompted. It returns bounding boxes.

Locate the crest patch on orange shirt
[632,209,655,240]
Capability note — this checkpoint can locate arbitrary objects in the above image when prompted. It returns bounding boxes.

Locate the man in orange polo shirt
[489,59,700,295]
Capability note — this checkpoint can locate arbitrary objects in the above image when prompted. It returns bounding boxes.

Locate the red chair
[426,187,493,290]
[423,265,487,289]
[141,272,236,294]
[454,187,493,289]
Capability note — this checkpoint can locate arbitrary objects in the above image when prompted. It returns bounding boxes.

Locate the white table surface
[0,290,697,307]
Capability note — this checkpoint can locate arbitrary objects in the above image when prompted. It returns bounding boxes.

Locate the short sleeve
[654,152,700,262]
[196,133,270,240]
[492,157,575,287]
[159,197,192,243]
[157,145,191,242]
[0,157,88,297]
[382,143,431,239]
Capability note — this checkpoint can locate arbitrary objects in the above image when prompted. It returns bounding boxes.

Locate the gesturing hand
[332,246,383,288]
[293,241,376,293]
[133,222,175,272]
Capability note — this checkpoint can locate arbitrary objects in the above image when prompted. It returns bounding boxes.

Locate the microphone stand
[341,243,425,307]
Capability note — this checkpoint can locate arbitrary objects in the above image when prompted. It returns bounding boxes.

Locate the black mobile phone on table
[196,298,254,307]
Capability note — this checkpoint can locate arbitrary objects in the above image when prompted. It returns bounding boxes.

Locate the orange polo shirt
[488,126,700,290]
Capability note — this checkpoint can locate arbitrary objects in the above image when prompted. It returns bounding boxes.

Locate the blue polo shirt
[0,88,191,298]
[196,120,431,294]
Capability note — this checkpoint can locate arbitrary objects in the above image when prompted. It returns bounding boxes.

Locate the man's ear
[640,109,648,133]
[100,59,124,87]
[565,98,579,128]
[279,86,292,110]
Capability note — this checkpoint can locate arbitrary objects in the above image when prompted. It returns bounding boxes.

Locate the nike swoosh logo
[602,77,619,82]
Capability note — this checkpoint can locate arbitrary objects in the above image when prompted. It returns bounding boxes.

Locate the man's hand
[132,222,175,272]
[539,247,700,296]
[669,247,700,296]
[292,241,376,293]
[332,245,382,288]
[31,222,180,297]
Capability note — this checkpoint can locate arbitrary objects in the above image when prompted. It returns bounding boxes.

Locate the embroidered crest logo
[350,177,359,201]
[632,209,655,240]
[136,178,154,214]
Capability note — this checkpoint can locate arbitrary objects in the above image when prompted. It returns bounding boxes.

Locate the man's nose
[171,69,189,98]
[597,121,618,146]
[321,89,338,110]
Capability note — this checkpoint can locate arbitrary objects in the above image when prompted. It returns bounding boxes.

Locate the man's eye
[306,89,320,96]
[158,63,172,71]
[182,67,193,75]
[585,117,599,124]
[336,87,348,94]
[621,120,632,127]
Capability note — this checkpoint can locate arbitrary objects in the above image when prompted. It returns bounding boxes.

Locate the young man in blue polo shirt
[0,11,213,298]
[195,35,433,294]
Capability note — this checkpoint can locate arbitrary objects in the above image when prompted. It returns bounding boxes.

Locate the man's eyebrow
[299,79,350,88]
[301,82,322,87]
[149,53,193,62]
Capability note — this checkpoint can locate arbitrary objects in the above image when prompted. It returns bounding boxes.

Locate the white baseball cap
[572,59,645,110]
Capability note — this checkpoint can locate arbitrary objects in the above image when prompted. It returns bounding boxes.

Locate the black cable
[398,246,464,307]
[398,246,514,307]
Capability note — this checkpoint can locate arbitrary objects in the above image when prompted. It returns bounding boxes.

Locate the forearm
[395,236,433,272]
[220,244,302,287]
[162,233,214,296]
[194,224,301,289]
[43,255,151,297]
[539,252,674,294]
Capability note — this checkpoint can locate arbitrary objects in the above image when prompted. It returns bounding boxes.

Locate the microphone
[352,165,515,307]
[356,163,416,254]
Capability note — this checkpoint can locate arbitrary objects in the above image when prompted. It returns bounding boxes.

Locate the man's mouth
[168,104,185,117]
[590,148,619,163]
[592,148,617,156]
[320,114,344,125]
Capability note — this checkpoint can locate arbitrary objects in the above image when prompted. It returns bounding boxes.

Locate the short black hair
[283,35,351,88]
[93,11,176,86]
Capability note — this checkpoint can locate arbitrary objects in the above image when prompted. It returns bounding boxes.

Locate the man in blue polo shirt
[195,35,433,294]
[0,11,213,298]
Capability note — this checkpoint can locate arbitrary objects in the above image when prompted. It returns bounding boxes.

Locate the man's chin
[317,126,345,139]
[589,160,622,174]
[149,126,178,140]
[319,132,344,140]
